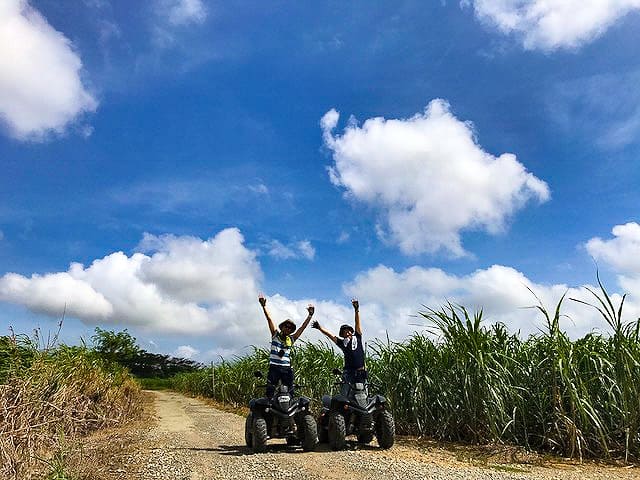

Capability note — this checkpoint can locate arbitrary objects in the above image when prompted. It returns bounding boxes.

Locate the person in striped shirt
[258,294,315,397]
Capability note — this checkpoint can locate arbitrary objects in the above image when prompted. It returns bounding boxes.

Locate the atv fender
[249,397,270,410]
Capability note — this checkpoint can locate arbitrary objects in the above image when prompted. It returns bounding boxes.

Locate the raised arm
[292,304,315,340]
[311,320,337,343]
[352,298,362,335]
[259,294,276,336]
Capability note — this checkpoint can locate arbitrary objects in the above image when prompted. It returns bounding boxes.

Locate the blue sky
[1,0,640,362]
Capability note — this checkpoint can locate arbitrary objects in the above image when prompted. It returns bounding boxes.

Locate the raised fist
[307,304,315,316]
[258,294,267,307]
[352,298,359,310]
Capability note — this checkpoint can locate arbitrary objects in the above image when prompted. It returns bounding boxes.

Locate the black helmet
[279,319,296,331]
[339,324,354,336]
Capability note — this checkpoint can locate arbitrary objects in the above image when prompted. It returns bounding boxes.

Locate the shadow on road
[214,441,380,456]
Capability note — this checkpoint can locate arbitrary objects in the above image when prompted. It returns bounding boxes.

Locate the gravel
[120,391,640,480]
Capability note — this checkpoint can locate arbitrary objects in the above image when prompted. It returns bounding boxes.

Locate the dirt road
[122,391,640,480]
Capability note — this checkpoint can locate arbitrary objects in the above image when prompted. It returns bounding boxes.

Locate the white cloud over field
[322,100,549,256]
[586,222,640,297]
[466,0,640,51]
[0,0,97,139]
[2,227,638,357]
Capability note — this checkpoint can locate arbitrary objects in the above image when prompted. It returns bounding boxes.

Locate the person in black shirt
[312,298,366,395]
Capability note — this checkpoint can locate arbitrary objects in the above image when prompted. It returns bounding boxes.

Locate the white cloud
[343,264,639,341]
[586,222,640,275]
[0,229,263,346]
[466,0,640,51]
[0,272,113,321]
[0,0,97,139]
[173,345,199,359]
[322,100,549,256]
[3,227,638,358]
[267,239,316,260]
[586,222,640,301]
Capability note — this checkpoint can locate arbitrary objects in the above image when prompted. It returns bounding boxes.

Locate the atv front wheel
[300,414,318,451]
[328,411,346,450]
[252,416,268,453]
[357,414,374,444]
[375,410,395,449]
[244,413,253,447]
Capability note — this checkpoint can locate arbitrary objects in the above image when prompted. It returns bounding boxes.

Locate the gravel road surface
[124,391,640,480]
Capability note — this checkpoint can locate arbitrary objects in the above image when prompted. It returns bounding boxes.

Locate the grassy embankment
[0,331,142,480]
[170,282,640,462]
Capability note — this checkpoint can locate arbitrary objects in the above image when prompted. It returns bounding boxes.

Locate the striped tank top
[269,332,295,367]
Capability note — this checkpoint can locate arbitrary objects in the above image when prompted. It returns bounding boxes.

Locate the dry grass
[0,345,143,480]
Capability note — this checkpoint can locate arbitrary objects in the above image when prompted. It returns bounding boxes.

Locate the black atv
[317,368,394,450]
[245,371,318,453]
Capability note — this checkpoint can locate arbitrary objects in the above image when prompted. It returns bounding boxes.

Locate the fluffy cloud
[466,0,640,51]
[322,100,549,256]
[3,227,637,357]
[268,239,316,260]
[586,222,640,300]
[0,0,97,139]
[586,222,640,275]
[344,264,639,341]
[0,229,261,344]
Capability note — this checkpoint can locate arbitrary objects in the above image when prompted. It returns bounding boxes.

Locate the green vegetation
[91,327,202,378]
[170,281,640,461]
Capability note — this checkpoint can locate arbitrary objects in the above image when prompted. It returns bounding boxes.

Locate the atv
[245,370,318,453]
[317,368,394,450]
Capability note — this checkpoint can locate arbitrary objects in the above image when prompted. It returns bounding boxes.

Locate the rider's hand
[258,294,267,307]
[307,304,315,316]
[311,321,320,330]
[352,298,359,311]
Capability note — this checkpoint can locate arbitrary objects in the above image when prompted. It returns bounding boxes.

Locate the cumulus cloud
[586,222,640,275]
[267,239,316,260]
[0,229,262,345]
[0,0,97,139]
[3,227,637,357]
[322,100,549,256]
[466,0,640,51]
[586,222,640,300]
[344,264,639,341]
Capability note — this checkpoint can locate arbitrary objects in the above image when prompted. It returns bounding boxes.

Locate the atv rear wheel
[252,416,268,453]
[244,413,253,447]
[375,410,395,449]
[300,414,318,451]
[328,411,346,450]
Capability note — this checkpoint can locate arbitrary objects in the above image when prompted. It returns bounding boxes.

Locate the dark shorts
[267,364,294,397]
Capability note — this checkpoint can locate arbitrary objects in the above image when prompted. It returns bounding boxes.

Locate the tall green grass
[170,282,640,461]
